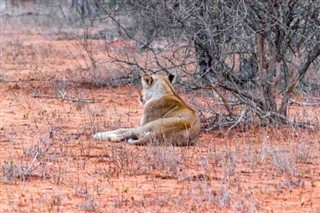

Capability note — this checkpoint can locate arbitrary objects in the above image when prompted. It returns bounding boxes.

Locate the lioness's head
[140,73,175,105]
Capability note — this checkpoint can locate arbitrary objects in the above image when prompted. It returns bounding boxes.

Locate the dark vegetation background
[1,0,320,130]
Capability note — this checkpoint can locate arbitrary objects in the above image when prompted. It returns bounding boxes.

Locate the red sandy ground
[0,32,320,212]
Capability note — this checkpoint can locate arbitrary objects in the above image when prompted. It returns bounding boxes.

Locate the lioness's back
[140,74,201,145]
[94,73,201,146]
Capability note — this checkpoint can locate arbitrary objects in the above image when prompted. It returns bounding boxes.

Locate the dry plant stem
[24,149,40,179]
[30,93,99,103]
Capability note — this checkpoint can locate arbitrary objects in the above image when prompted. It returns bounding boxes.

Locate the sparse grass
[217,186,231,207]
[47,194,63,213]
[107,143,139,177]
[1,159,19,183]
[142,145,182,178]
[269,147,297,175]
[2,83,319,212]
[77,197,99,212]
[295,140,313,163]
[207,146,237,177]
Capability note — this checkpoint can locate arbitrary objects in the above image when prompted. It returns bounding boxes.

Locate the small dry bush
[1,128,54,183]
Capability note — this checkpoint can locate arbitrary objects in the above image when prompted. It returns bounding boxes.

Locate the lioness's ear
[168,74,175,83]
[142,74,153,86]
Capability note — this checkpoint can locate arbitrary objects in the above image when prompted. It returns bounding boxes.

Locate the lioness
[93,73,201,146]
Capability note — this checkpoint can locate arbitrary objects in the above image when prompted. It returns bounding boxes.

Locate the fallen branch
[257,110,319,129]
[289,98,320,107]
[30,93,99,103]
[202,111,236,133]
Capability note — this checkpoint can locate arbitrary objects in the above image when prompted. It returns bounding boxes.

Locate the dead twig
[30,93,99,103]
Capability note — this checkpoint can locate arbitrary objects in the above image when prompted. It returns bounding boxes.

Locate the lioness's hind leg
[93,128,130,141]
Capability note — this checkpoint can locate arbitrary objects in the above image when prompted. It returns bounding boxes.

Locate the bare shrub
[102,0,320,129]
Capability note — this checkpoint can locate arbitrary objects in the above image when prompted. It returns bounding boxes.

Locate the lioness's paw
[93,133,104,140]
[93,132,123,141]
[105,133,122,141]
[127,139,144,146]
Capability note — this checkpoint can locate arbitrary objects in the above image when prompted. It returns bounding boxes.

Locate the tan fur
[93,74,201,146]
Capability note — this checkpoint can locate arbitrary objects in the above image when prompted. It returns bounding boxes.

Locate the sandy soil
[1,32,320,212]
